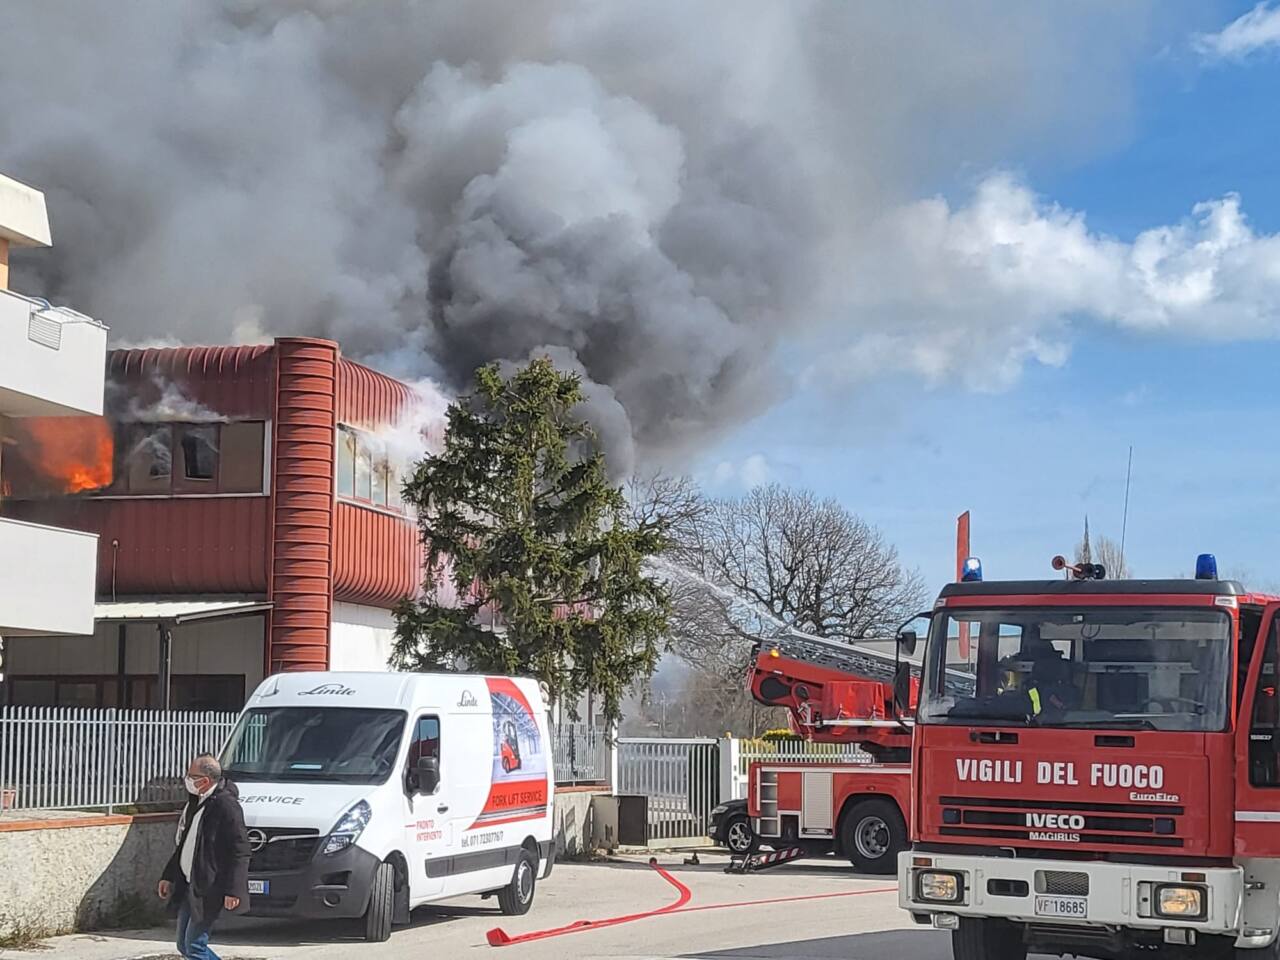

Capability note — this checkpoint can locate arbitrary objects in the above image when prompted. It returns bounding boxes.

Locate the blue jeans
[176,897,221,960]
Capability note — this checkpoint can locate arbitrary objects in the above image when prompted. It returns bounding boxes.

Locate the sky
[697,1,1280,593]
[5,1,1280,599]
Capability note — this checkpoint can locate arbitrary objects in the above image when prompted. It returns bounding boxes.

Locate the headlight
[1155,885,1206,919]
[323,800,372,856]
[917,871,963,903]
[711,804,729,816]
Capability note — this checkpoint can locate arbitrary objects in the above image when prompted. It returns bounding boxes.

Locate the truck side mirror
[897,629,918,658]
[893,662,913,720]
[416,756,440,795]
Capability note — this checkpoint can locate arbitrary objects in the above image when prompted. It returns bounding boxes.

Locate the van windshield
[222,707,406,784]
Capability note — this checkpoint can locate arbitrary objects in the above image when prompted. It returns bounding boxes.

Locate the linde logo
[458,690,478,707]
[955,758,1165,790]
[299,683,356,696]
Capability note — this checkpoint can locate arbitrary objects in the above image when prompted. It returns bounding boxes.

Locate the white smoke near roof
[0,1,1219,470]
[1195,2,1280,60]
[107,375,227,423]
[366,379,453,469]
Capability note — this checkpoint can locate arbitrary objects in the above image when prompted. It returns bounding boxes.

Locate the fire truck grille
[937,796,1184,849]
[1039,871,1090,896]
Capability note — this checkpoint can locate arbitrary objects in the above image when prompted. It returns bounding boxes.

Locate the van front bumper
[247,842,381,920]
[900,851,1245,943]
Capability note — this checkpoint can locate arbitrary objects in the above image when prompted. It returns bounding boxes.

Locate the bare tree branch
[628,478,928,734]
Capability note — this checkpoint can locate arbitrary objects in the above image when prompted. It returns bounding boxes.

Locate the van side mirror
[415,756,440,795]
[897,629,918,658]
[893,663,913,720]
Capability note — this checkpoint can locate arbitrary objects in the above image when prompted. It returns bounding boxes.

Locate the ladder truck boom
[727,628,920,873]
[744,629,982,757]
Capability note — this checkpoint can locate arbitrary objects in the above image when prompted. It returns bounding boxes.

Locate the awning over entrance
[90,599,272,711]
[93,599,272,624]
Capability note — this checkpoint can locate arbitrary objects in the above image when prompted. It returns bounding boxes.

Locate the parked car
[709,798,757,854]
[221,672,555,942]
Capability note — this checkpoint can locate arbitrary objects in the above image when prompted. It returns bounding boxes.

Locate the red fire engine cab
[901,555,1280,960]
[742,631,917,873]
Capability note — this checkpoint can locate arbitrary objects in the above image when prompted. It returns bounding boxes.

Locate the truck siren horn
[1051,555,1107,581]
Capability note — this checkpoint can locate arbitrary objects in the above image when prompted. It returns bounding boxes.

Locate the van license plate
[1035,895,1086,919]
[248,880,269,895]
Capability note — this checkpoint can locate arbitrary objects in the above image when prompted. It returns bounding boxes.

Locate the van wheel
[363,862,395,942]
[497,850,537,916]
[839,798,906,875]
[952,917,1026,960]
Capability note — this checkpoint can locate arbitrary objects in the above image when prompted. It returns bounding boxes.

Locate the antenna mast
[1119,445,1133,573]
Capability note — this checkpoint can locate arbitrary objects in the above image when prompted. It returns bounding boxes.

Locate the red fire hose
[485,858,896,947]
[486,858,691,946]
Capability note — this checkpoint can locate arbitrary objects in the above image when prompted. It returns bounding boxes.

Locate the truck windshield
[222,707,407,784]
[919,607,1231,732]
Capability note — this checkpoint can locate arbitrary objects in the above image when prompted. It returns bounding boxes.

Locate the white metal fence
[0,707,238,813]
[552,722,610,785]
[616,737,718,843]
[0,707,611,814]
[736,738,869,783]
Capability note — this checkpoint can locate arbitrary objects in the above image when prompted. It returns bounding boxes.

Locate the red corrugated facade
[333,502,421,607]
[4,337,423,675]
[110,345,276,419]
[332,356,422,609]
[267,339,339,673]
[3,497,271,595]
[337,358,415,429]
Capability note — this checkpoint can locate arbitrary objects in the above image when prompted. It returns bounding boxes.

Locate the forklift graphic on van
[499,719,523,773]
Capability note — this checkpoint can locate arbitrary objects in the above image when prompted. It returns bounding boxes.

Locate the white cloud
[709,453,773,490]
[1194,2,1280,60]
[739,454,773,488]
[817,173,1280,390]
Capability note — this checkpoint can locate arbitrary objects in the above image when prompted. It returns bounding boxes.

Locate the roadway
[9,853,1049,960]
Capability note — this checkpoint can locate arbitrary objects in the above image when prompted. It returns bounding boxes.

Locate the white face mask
[184,775,205,796]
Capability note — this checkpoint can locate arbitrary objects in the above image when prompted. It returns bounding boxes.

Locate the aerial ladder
[723,629,919,873]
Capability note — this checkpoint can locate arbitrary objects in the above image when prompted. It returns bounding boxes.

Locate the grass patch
[0,914,57,950]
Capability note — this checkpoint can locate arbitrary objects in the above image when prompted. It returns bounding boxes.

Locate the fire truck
[738,630,918,873]
[901,554,1280,959]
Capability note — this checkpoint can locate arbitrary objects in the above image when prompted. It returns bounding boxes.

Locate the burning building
[0,337,428,711]
[0,173,107,658]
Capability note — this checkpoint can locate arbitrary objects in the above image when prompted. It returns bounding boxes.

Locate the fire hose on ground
[485,857,896,947]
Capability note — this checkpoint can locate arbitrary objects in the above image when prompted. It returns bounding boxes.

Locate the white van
[218,671,556,941]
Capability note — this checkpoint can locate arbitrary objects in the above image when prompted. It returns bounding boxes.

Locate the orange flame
[6,416,114,495]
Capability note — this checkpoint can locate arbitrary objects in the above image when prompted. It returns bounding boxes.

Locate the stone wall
[0,813,176,939]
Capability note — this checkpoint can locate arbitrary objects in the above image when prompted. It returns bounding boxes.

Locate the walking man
[158,754,251,959]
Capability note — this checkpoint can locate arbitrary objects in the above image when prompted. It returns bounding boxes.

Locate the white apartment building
[0,173,107,653]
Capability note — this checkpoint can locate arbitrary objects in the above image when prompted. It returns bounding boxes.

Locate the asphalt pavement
[0,853,1019,960]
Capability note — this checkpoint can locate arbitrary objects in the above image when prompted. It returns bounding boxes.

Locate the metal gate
[616,737,718,844]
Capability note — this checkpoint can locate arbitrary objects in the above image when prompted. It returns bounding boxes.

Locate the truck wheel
[839,798,906,875]
[952,917,1026,960]
[497,850,537,916]
[363,861,395,942]
[723,813,758,855]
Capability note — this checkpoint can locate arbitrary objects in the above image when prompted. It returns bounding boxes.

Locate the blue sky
[696,1,1280,593]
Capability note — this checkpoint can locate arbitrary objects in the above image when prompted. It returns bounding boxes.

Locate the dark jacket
[162,779,251,923]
